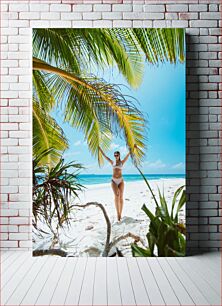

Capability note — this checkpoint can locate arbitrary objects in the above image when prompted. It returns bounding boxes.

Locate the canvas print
[32,28,186,257]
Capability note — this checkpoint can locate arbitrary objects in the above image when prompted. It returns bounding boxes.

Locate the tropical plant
[33,149,85,247]
[32,28,185,166]
[131,168,186,257]
[33,98,68,165]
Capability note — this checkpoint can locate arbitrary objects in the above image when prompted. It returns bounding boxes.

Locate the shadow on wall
[186,33,201,256]
[185,33,220,256]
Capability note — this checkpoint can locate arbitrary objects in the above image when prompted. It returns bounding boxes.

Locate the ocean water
[79,174,185,186]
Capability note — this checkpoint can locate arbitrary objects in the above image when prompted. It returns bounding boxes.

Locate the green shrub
[131,168,186,257]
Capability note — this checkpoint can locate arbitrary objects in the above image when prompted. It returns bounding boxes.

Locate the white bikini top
[113,161,123,169]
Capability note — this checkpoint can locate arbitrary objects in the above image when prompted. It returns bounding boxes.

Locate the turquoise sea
[79,174,185,185]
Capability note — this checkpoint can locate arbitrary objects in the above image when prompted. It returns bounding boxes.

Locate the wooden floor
[1,251,221,306]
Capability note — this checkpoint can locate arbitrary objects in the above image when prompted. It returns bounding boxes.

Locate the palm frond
[33,99,68,165]
[33,28,145,89]
[33,59,147,165]
[33,70,55,112]
[33,154,85,229]
[133,28,185,64]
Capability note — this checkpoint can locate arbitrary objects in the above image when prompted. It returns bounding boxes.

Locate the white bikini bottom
[112,177,123,186]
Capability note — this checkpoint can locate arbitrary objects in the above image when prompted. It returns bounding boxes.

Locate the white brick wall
[0,0,221,254]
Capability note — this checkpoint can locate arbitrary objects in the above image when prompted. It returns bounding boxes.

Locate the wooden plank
[20,256,57,305]
[157,258,195,305]
[1,256,40,305]
[167,257,209,305]
[2,251,22,273]
[35,257,67,305]
[1,252,30,289]
[93,258,107,306]
[50,257,78,305]
[185,256,220,295]
[176,257,221,305]
[78,257,96,306]
[0,251,14,263]
[116,258,136,305]
[64,257,87,306]
[1,252,220,306]
[147,258,179,305]
[137,258,165,305]
[107,258,121,306]
[194,253,220,275]
[127,258,150,305]
[4,257,47,305]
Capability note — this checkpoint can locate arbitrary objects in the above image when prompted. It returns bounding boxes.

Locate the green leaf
[131,244,152,257]
[137,167,159,207]
[33,99,68,166]
[176,190,186,215]
[142,204,156,223]
[33,60,147,166]
[157,187,171,224]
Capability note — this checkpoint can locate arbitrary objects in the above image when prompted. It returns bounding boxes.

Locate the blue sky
[53,59,185,175]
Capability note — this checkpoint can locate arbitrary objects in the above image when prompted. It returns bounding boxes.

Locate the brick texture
[0,0,221,254]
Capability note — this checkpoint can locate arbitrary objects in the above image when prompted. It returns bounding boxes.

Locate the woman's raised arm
[122,144,138,164]
[99,147,113,165]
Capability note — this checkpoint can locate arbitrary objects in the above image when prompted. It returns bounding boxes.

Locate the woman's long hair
[114,151,121,164]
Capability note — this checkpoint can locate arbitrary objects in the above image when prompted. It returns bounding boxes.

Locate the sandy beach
[33,178,185,257]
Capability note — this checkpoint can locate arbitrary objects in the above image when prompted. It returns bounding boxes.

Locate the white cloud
[85,162,97,169]
[74,140,81,146]
[118,145,128,155]
[172,162,185,169]
[144,159,166,169]
[63,151,80,158]
[83,161,111,174]
[110,143,119,150]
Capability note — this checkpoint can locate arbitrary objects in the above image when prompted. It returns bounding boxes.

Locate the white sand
[33,178,185,257]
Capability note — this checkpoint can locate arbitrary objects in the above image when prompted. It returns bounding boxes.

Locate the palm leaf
[33,59,147,165]
[33,70,55,112]
[33,28,145,89]
[133,28,185,64]
[33,99,68,165]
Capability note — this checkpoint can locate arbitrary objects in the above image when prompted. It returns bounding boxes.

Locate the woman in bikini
[99,145,137,221]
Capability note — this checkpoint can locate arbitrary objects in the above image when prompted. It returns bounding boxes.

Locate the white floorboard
[0,251,221,306]
[195,252,220,274]
[21,256,57,305]
[106,258,122,306]
[2,251,22,273]
[93,258,107,305]
[64,257,87,306]
[137,258,165,305]
[187,256,220,295]
[78,257,96,305]
[5,256,48,305]
[35,256,66,305]
[175,257,221,305]
[117,257,136,305]
[158,257,195,305]
[1,255,41,305]
[50,257,78,305]
[147,258,180,305]
[0,251,14,263]
[127,258,150,305]
[1,252,31,290]
[167,257,210,305]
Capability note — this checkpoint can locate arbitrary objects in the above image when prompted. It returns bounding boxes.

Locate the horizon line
[79,173,185,176]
